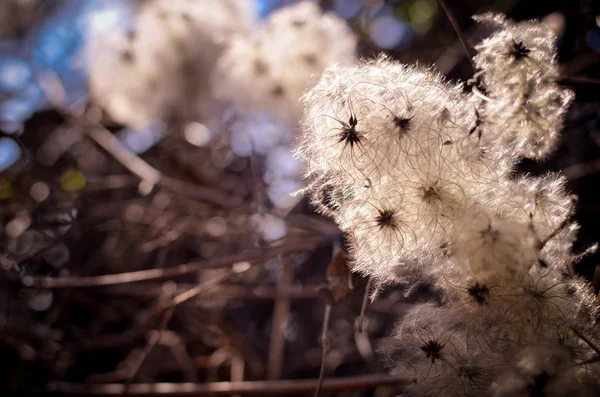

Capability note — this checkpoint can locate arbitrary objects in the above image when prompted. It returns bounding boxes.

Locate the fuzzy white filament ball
[214,1,357,125]
[87,0,256,128]
[297,13,600,397]
[473,13,574,160]
[296,56,521,282]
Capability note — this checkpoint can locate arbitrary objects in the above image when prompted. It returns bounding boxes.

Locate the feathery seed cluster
[296,14,600,396]
[87,1,357,215]
[215,1,357,125]
[87,0,256,129]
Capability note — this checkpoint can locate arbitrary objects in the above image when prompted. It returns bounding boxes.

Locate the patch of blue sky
[0,137,22,172]
[0,0,135,131]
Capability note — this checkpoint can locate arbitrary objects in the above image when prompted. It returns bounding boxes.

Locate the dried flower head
[214,1,357,124]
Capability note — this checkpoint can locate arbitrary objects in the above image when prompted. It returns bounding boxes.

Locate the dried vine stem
[8,240,323,289]
[123,269,245,395]
[266,259,294,380]
[314,303,332,397]
[437,0,476,73]
[48,373,412,395]
[357,277,372,333]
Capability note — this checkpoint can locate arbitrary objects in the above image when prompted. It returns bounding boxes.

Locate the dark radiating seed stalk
[419,339,445,364]
[339,116,361,148]
[375,209,398,230]
[467,283,490,305]
[510,41,531,60]
[393,116,412,134]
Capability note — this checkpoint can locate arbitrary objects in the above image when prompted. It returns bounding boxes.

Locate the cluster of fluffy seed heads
[88,0,356,131]
[298,56,520,283]
[473,13,574,160]
[87,1,356,217]
[214,1,357,125]
[296,14,600,396]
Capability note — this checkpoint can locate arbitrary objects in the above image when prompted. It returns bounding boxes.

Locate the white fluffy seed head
[214,1,357,125]
[87,0,256,128]
[293,12,596,397]
[473,13,558,83]
[297,58,475,185]
[491,343,578,397]
[296,57,530,281]
[473,13,573,160]
[451,208,539,281]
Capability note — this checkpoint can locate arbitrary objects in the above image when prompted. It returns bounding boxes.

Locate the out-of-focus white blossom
[215,1,357,125]
[492,343,600,397]
[473,13,573,159]
[87,0,256,128]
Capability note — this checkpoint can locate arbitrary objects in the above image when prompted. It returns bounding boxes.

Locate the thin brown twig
[230,355,245,384]
[314,303,332,397]
[44,102,235,207]
[170,269,241,307]
[534,197,577,250]
[576,355,600,366]
[559,75,600,86]
[85,125,161,190]
[155,332,198,383]
[84,124,234,206]
[10,240,323,288]
[102,283,327,300]
[437,0,477,74]
[570,327,600,357]
[266,259,294,380]
[123,307,175,396]
[563,157,600,181]
[124,269,245,394]
[135,269,247,331]
[354,317,380,373]
[357,277,372,333]
[48,373,411,395]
